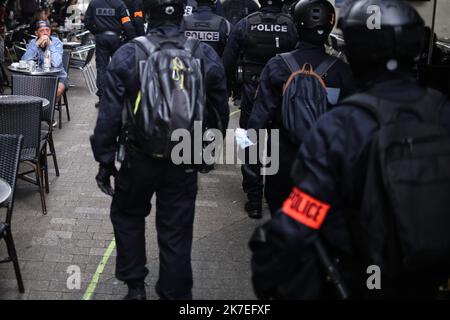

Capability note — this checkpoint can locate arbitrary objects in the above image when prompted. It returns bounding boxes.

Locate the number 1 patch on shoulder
[282,188,330,230]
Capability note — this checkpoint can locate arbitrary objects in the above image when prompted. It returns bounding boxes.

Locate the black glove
[95,163,118,196]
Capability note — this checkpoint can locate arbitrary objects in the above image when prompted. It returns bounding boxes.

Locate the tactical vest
[243,11,297,78]
[184,14,228,55]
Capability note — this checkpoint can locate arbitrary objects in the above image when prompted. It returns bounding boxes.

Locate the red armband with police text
[282,188,330,230]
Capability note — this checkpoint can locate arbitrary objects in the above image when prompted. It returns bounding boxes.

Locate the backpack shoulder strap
[315,56,338,78]
[133,35,159,57]
[340,93,383,125]
[183,37,201,56]
[411,88,448,124]
[279,52,301,73]
[341,89,448,126]
[132,36,160,76]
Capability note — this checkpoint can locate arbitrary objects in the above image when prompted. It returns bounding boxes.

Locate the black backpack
[280,52,337,145]
[342,89,450,280]
[130,34,205,159]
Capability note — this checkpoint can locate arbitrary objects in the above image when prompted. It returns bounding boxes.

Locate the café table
[8,65,63,76]
[0,178,11,205]
[0,95,50,115]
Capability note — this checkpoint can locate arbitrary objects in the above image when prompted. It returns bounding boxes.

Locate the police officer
[90,0,229,300]
[84,0,137,106]
[221,0,259,26]
[221,0,259,104]
[223,0,298,219]
[249,0,450,299]
[123,0,146,36]
[248,0,355,217]
[182,0,231,56]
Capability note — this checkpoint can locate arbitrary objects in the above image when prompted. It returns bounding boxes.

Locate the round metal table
[8,65,63,76]
[0,95,50,114]
[0,178,11,205]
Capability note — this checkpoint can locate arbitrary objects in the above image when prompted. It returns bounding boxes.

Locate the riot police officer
[182,0,231,56]
[84,0,137,105]
[248,0,355,217]
[223,0,298,219]
[90,0,229,300]
[249,0,450,299]
[123,0,146,36]
[221,0,259,26]
[221,0,260,106]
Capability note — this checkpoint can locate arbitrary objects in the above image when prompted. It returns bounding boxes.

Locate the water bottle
[43,47,51,72]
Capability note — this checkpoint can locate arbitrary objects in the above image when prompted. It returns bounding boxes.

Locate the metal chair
[0,97,47,215]
[69,45,97,95]
[0,134,25,293]
[55,49,71,129]
[11,75,60,194]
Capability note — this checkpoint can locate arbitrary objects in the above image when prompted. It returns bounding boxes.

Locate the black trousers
[94,33,122,98]
[111,151,198,300]
[239,82,263,203]
[264,139,296,217]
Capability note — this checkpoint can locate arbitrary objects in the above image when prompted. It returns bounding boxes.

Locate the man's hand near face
[36,35,52,48]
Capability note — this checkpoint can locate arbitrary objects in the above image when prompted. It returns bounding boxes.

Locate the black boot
[123,282,147,300]
[245,200,262,219]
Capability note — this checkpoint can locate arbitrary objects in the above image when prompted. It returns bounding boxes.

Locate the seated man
[21,20,68,99]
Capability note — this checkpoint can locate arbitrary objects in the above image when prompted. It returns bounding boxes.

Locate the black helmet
[197,0,216,5]
[292,0,335,44]
[143,0,184,21]
[144,0,184,11]
[259,0,286,7]
[338,0,425,67]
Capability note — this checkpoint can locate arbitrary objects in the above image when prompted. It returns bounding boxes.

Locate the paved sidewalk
[0,69,269,300]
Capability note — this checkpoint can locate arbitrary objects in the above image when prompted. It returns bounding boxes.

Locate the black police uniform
[123,0,146,36]
[90,25,229,300]
[84,0,137,98]
[250,74,450,299]
[222,0,260,25]
[182,5,231,56]
[223,4,298,211]
[248,42,355,216]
